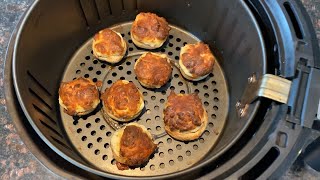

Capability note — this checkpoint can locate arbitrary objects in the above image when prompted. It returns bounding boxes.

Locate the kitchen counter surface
[0,0,319,179]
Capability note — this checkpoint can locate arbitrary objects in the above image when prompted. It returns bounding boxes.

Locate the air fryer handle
[273,0,320,131]
[287,66,320,131]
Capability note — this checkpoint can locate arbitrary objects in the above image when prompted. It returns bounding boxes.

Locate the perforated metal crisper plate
[60,22,229,176]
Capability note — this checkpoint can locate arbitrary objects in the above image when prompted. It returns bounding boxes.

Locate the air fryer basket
[14,0,315,179]
[60,22,231,176]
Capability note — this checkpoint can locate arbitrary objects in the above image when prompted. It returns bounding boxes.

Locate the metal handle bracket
[237,74,292,118]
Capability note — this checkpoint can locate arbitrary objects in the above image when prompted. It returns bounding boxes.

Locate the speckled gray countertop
[0,0,319,179]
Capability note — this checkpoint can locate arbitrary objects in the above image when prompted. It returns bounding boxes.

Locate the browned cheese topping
[135,53,172,87]
[116,162,130,170]
[181,43,215,77]
[101,80,141,119]
[164,91,204,131]
[93,29,124,56]
[59,78,99,116]
[131,12,170,41]
[120,125,157,166]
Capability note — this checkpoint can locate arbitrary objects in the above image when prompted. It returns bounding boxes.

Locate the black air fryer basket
[4,0,320,179]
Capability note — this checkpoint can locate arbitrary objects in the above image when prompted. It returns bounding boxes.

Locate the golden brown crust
[134,52,172,88]
[111,123,157,168]
[131,12,170,49]
[116,162,129,170]
[119,125,157,166]
[58,77,100,116]
[163,91,207,141]
[101,80,144,121]
[164,91,204,131]
[179,42,215,80]
[92,28,127,63]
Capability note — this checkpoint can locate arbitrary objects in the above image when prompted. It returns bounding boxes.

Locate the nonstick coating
[12,0,265,178]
